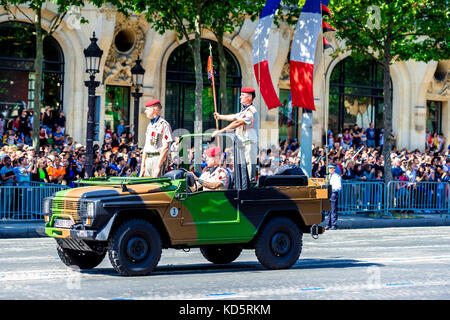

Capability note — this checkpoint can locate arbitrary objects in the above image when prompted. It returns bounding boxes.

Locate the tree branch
[1,3,34,23]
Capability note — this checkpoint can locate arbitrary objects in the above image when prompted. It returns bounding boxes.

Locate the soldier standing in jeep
[140,99,173,178]
[212,87,259,183]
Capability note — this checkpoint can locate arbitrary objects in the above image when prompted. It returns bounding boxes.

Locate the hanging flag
[252,0,282,109]
[290,0,322,110]
[323,37,333,50]
[322,20,336,33]
[321,3,332,17]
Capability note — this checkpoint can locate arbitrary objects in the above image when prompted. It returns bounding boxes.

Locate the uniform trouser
[144,155,167,177]
[325,191,339,227]
[243,141,257,183]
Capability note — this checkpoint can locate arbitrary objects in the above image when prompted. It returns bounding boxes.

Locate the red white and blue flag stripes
[252,0,282,110]
[289,0,322,111]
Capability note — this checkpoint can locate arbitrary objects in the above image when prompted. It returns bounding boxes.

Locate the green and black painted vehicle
[38,134,330,276]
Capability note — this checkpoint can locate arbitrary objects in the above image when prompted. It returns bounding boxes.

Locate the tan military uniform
[234,105,259,181]
[199,166,229,191]
[143,116,173,177]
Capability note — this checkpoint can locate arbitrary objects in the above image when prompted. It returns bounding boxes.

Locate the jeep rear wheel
[108,219,162,276]
[57,245,106,270]
[255,217,302,270]
[200,246,242,264]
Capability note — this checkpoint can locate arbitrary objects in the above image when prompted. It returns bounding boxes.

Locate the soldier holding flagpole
[212,87,259,183]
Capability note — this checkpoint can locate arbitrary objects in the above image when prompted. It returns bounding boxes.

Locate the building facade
[0,4,448,151]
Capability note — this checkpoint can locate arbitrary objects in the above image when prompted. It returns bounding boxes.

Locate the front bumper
[36,225,97,240]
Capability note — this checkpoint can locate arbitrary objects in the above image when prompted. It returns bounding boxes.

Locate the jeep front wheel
[57,245,106,270]
[200,246,242,264]
[254,217,302,270]
[108,219,162,276]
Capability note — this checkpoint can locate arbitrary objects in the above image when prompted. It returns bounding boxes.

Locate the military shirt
[234,104,259,144]
[144,116,173,154]
[199,166,228,191]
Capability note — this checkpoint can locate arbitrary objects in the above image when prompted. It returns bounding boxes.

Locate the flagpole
[321,3,330,184]
[209,44,221,157]
[209,44,219,132]
[258,39,262,180]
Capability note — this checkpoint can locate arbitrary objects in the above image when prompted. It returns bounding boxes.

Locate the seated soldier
[192,146,228,191]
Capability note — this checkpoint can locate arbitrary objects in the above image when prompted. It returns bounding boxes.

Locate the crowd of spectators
[1,109,449,187]
[0,107,143,187]
[259,123,449,184]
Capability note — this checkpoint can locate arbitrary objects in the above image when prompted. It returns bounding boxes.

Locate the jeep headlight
[43,198,53,223]
[81,201,96,226]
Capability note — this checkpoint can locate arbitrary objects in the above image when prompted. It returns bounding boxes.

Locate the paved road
[1,227,449,300]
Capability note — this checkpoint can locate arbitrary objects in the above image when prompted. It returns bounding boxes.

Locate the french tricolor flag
[253,0,282,110]
[290,0,322,111]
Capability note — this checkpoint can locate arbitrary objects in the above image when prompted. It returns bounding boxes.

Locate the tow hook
[310,224,320,239]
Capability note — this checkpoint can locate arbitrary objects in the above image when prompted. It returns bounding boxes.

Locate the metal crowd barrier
[0,180,448,221]
[338,180,449,218]
[386,181,450,215]
[0,182,70,221]
[338,181,386,216]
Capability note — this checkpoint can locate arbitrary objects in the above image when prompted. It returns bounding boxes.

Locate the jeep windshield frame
[177,133,250,191]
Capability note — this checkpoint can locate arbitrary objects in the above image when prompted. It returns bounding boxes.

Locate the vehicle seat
[226,169,234,190]
[258,175,308,187]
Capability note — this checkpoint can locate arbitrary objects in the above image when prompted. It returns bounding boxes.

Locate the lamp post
[131,56,145,145]
[83,32,103,177]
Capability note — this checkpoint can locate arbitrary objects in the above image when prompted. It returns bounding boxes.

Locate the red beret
[206,146,221,157]
[241,87,255,93]
[145,99,160,107]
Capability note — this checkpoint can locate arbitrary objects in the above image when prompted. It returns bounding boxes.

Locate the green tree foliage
[329,0,449,183]
[0,0,90,150]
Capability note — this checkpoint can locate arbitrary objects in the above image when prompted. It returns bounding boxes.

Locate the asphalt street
[0,226,449,301]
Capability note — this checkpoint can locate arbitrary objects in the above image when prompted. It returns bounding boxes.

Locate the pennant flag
[252,0,282,109]
[321,3,332,17]
[323,37,333,50]
[290,0,322,110]
[322,20,336,32]
[207,55,215,81]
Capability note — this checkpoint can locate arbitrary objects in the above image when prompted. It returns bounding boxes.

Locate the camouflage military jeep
[38,134,330,276]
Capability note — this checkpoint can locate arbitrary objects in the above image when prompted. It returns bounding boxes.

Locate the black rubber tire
[56,245,106,270]
[108,219,162,276]
[200,246,242,264]
[254,217,302,270]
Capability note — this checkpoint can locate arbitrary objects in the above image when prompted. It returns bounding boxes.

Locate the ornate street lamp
[83,32,103,177]
[131,56,145,145]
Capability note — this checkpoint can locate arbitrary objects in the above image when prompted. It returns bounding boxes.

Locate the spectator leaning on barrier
[13,156,34,185]
[47,156,65,184]
[31,157,50,183]
[0,156,16,185]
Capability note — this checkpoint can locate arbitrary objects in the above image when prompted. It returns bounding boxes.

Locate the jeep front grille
[51,199,81,222]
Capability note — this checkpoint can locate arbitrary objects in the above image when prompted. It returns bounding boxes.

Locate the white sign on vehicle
[54,219,73,229]
[170,207,179,217]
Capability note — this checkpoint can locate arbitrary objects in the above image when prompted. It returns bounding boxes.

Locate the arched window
[0,21,64,123]
[165,39,241,133]
[328,56,391,136]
